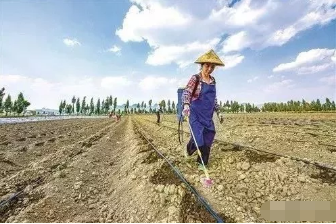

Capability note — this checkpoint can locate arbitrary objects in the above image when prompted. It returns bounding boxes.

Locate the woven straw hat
[194,49,225,66]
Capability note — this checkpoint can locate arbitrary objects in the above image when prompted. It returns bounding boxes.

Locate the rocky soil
[0,113,335,222]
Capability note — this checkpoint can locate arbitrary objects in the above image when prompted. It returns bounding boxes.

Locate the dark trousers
[186,129,215,165]
[156,111,160,123]
[187,141,211,165]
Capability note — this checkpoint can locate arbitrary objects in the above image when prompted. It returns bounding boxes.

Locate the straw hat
[194,49,225,66]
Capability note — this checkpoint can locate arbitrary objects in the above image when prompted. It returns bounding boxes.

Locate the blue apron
[189,81,216,148]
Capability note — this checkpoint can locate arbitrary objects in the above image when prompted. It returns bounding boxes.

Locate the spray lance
[185,115,214,188]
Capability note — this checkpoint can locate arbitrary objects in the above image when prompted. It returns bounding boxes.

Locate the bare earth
[0,113,335,223]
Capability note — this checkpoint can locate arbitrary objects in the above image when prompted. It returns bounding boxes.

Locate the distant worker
[116,113,121,122]
[182,49,224,170]
[156,103,162,124]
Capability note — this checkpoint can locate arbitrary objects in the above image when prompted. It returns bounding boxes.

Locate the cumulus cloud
[0,74,136,109]
[319,75,336,86]
[273,48,336,75]
[138,76,178,90]
[101,76,132,88]
[107,45,122,55]
[247,76,259,83]
[264,79,295,93]
[221,53,245,69]
[63,38,81,47]
[146,38,220,67]
[0,73,187,110]
[116,0,336,66]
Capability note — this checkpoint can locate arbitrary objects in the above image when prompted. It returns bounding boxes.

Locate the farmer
[156,103,162,124]
[182,49,224,170]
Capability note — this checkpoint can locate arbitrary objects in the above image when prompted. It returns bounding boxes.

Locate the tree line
[0,87,31,116]
[58,97,178,115]
[1,85,334,117]
[59,96,335,115]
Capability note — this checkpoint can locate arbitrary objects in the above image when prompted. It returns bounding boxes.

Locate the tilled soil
[0,117,212,223]
[0,114,335,223]
[135,113,336,222]
[157,113,336,168]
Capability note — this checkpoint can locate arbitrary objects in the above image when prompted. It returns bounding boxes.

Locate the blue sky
[1,0,335,109]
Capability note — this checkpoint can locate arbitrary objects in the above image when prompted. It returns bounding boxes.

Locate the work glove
[182,104,190,117]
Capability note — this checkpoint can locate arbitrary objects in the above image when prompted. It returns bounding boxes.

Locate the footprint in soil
[47,138,57,143]
[16,137,26,142]
[142,151,160,164]
[150,163,181,185]
[244,150,278,163]
[179,192,234,223]
[35,141,45,147]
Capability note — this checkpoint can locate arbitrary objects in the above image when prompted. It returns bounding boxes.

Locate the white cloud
[267,75,274,79]
[222,31,252,53]
[63,38,81,47]
[101,76,132,88]
[319,75,336,86]
[247,76,259,83]
[273,48,336,75]
[138,76,178,91]
[264,79,295,93]
[116,0,336,65]
[107,45,121,55]
[146,38,220,67]
[221,53,245,69]
[116,0,192,46]
[0,74,136,109]
[0,74,186,110]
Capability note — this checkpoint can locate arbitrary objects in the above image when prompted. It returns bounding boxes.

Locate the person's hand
[182,104,190,117]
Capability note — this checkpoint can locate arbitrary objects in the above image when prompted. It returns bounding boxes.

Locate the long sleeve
[182,75,197,106]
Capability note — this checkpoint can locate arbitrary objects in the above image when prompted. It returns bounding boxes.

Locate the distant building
[35,108,60,116]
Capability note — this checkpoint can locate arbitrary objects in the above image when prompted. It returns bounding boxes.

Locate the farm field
[0,112,335,222]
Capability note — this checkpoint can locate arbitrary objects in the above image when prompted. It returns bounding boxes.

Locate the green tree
[316,99,322,111]
[66,104,73,114]
[109,95,113,107]
[15,92,30,115]
[172,101,175,113]
[161,100,166,112]
[90,97,94,115]
[231,101,240,113]
[96,98,101,115]
[4,94,12,116]
[104,97,110,113]
[59,101,63,115]
[167,99,171,113]
[76,98,80,115]
[240,104,244,113]
[113,98,117,112]
[81,97,86,114]
[137,103,140,113]
[0,87,5,113]
[331,101,335,111]
[126,100,130,113]
[101,100,105,113]
[149,99,152,113]
[324,98,331,111]
[72,96,76,114]
[12,100,18,115]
